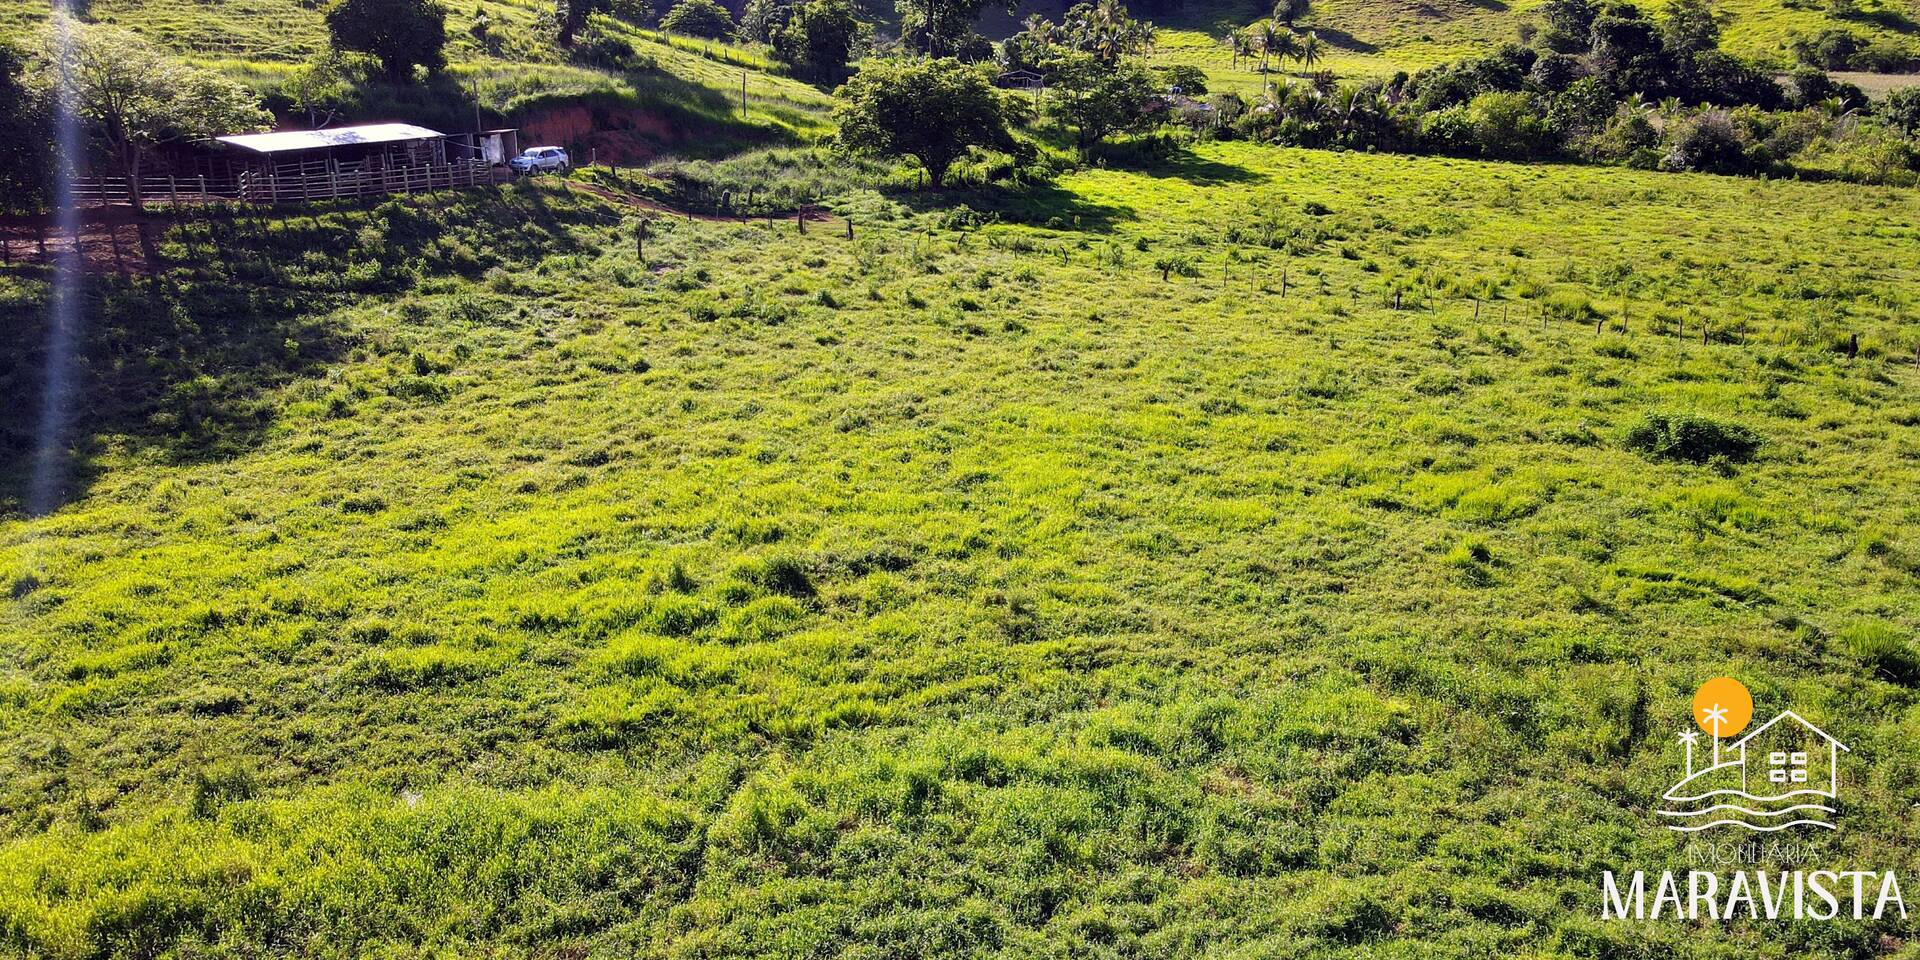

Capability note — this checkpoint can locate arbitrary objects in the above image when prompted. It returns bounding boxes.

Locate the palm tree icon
[1701,703,1728,765]
[1677,729,1699,776]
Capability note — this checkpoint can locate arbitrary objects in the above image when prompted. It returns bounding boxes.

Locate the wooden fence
[70,161,501,208]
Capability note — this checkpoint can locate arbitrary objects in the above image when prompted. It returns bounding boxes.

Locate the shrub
[660,0,736,39]
[1661,111,1751,175]
[1623,412,1761,464]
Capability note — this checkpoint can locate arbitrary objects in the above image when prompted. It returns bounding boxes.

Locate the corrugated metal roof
[213,123,447,154]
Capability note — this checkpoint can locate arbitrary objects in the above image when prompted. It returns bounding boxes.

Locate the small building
[995,69,1045,90]
[202,122,455,179]
[473,129,522,167]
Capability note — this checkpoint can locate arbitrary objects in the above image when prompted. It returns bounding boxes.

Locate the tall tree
[47,24,270,209]
[1057,0,1153,64]
[1536,0,1596,54]
[1661,0,1721,55]
[774,0,864,83]
[659,0,736,38]
[1296,30,1322,72]
[739,0,786,43]
[324,0,448,82]
[1050,52,1157,150]
[283,50,369,128]
[1272,0,1310,27]
[557,0,610,47]
[1258,21,1296,78]
[897,0,1002,57]
[834,57,1013,187]
[0,42,50,213]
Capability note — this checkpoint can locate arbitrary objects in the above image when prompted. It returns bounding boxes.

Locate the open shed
[202,123,454,179]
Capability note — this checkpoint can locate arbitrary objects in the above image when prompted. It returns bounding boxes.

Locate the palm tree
[1260,22,1299,92]
[1297,30,1323,74]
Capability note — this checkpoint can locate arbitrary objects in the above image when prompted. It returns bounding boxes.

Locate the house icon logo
[1658,677,1849,832]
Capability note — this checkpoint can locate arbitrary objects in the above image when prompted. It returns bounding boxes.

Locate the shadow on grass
[1312,27,1383,54]
[1130,147,1271,186]
[0,184,606,515]
[1834,6,1916,29]
[896,178,1138,232]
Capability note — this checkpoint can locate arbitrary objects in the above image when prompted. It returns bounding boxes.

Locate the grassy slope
[0,0,835,149]
[3,145,1920,956]
[1145,0,1920,83]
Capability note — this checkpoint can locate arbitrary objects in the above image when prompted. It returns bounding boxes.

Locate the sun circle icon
[1692,677,1753,738]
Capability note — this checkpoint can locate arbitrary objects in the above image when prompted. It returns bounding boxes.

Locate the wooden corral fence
[71,160,502,207]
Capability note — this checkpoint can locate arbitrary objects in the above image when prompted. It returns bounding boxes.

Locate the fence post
[170,176,180,208]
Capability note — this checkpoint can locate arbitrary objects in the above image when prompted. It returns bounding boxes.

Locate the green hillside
[0,0,834,157]
[4,142,1920,956]
[1150,0,1920,82]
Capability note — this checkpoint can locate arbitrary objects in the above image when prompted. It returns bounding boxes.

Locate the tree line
[1189,0,1920,184]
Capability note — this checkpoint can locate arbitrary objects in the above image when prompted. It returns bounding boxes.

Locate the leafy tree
[739,0,786,43]
[774,0,864,83]
[833,56,1013,187]
[1536,0,1596,53]
[1881,86,1920,135]
[1467,90,1550,158]
[1156,63,1207,95]
[897,0,1001,57]
[1783,67,1865,110]
[1588,6,1667,97]
[284,50,373,127]
[1660,109,1749,173]
[1547,74,1615,145]
[1680,50,1778,107]
[1661,0,1720,55]
[660,0,736,39]
[0,42,50,212]
[556,0,611,47]
[1050,52,1158,150]
[1272,0,1310,27]
[324,0,448,82]
[1527,50,1582,92]
[47,24,271,208]
[1790,27,1863,69]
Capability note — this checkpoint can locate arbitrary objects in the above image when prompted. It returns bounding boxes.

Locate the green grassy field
[4,142,1920,956]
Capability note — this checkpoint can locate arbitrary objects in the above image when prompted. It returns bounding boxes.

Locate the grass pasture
[3,143,1920,956]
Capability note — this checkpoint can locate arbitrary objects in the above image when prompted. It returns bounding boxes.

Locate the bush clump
[1624,412,1761,464]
